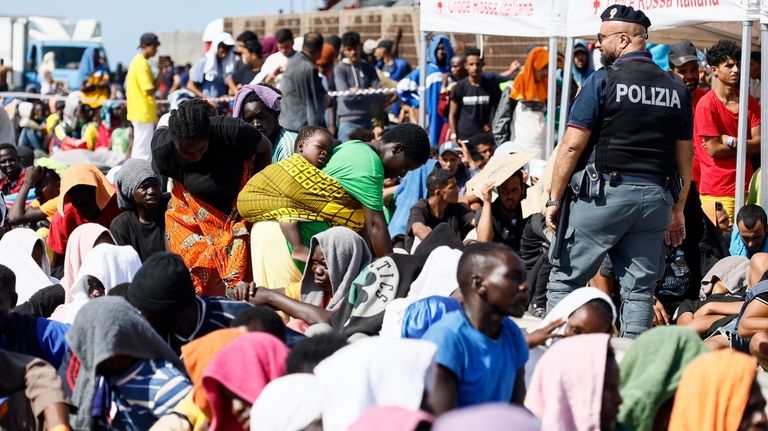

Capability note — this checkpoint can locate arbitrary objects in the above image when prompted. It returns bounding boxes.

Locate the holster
[572,163,604,199]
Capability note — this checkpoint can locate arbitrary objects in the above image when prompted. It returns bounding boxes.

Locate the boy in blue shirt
[422,242,530,414]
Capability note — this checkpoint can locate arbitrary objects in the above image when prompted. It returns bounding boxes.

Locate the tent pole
[558,37,575,145]
[761,22,768,209]
[734,20,752,213]
[418,31,428,129]
[545,36,558,159]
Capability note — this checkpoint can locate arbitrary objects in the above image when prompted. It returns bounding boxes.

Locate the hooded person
[617,326,708,431]
[0,227,56,283]
[249,373,323,431]
[525,333,622,431]
[507,46,549,158]
[47,164,121,264]
[379,245,462,337]
[243,227,372,331]
[232,84,298,163]
[571,42,594,89]
[188,32,236,99]
[313,337,438,431]
[110,158,166,262]
[63,243,142,324]
[66,297,190,430]
[668,349,767,431]
[397,35,454,146]
[202,332,289,431]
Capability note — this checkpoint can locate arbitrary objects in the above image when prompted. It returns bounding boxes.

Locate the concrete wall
[155,30,205,67]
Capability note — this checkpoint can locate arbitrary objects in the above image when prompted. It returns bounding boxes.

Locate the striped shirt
[169,296,253,354]
[109,359,191,430]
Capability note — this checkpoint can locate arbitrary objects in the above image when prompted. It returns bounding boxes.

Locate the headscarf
[537,287,617,339]
[261,36,278,57]
[180,328,246,420]
[316,42,338,68]
[249,373,322,431]
[618,326,708,431]
[115,158,159,211]
[525,333,611,431]
[379,246,462,337]
[57,163,115,216]
[76,46,97,88]
[232,84,282,119]
[348,406,434,431]
[66,297,185,430]
[202,333,289,431]
[0,228,51,276]
[426,34,453,73]
[314,337,437,431]
[432,403,540,431]
[203,32,236,82]
[63,91,82,125]
[64,243,142,323]
[511,46,549,102]
[300,227,372,312]
[59,223,114,295]
[668,349,757,431]
[100,101,120,130]
[0,229,56,303]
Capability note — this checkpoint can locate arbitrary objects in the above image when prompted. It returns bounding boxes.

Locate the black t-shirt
[110,209,166,262]
[405,199,474,252]
[231,62,258,86]
[450,77,502,140]
[151,116,268,214]
[474,200,527,252]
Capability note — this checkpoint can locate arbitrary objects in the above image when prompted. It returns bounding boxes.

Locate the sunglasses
[596,32,627,43]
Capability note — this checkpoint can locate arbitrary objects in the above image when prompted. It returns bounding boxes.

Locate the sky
[3,0,318,65]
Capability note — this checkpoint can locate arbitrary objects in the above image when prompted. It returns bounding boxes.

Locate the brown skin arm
[428,365,459,416]
[365,207,393,257]
[43,403,71,429]
[704,125,761,159]
[448,99,460,139]
[511,368,526,404]
[693,300,743,318]
[476,182,495,242]
[279,222,309,263]
[185,80,205,98]
[7,180,46,226]
[738,300,768,339]
[545,127,591,232]
[248,287,331,326]
[411,222,433,241]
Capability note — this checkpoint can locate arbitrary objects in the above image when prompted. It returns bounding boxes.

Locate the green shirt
[321,140,385,211]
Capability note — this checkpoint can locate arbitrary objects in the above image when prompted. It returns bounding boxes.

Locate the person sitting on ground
[233,84,299,163]
[525,334,622,431]
[0,228,60,315]
[7,166,61,227]
[0,349,71,430]
[475,170,528,252]
[437,140,472,196]
[0,263,69,368]
[460,133,495,174]
[618,326,708,431]
[110,159,167,262]
[97,102,131,155]
[230,306,287,342]
[66,297,191,430]
[152,98,272,295]
[285,332,348,374]
[47,164,121,268]
[126,252,254,354]
[730,204,768,258]
[0,144,26,196]
[247,373,324,431]
[668,349,768,430]
[238,123,431,263]
[422,243,530,414]
[201,333,288,431]
[17,101,47,152]
[238,227,371,330]
[405,169,474,252]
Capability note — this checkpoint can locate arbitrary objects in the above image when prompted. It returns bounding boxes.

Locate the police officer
[544,5,693,338]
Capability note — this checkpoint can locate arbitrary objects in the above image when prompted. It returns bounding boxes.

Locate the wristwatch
[726,136,736,149]
[545,199,561,208]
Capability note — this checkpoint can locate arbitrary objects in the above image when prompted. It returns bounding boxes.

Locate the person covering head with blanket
[618,326,707,431]
[233,84,298,163]
[152,98,272,296]
[238,122,431,263]
[66,297,190,430]
[509,46,549,157]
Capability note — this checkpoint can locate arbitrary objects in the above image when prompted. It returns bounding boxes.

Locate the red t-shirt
[690,87,708,184]
[0,169,26,196]
[48,195,122,255]
[693,91,759,196]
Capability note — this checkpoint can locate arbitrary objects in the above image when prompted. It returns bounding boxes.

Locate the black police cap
[600,5,652,30]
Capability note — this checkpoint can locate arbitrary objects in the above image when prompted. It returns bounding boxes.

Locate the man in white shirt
[251,28,296,89]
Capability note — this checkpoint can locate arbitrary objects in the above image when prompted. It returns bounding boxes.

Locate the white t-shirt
[251,51,294,88]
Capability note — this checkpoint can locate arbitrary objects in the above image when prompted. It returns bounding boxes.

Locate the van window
[42,46,87,70]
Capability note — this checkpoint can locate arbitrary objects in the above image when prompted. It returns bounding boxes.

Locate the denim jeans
[336,118,372,143]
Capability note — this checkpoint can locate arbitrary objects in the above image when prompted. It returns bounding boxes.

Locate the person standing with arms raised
[545,5,693,338]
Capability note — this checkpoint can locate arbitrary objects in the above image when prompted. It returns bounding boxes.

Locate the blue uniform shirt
[568,51,693,140]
